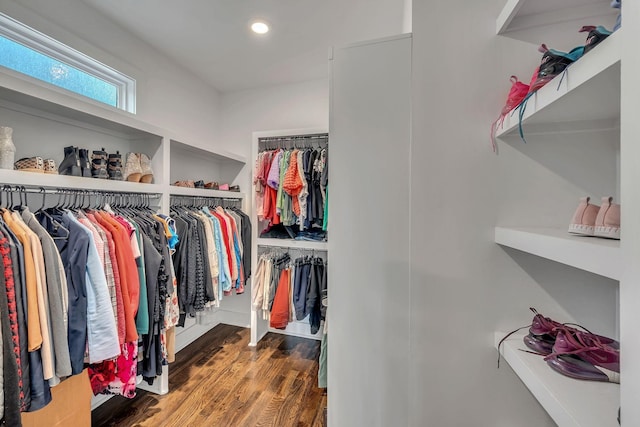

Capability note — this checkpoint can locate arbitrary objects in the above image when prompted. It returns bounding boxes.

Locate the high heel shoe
[79,148,91,178]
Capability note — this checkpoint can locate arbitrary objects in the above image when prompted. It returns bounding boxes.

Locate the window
[0,13,136,113]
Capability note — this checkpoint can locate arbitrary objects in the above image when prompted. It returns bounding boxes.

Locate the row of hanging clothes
[0,186,179,427]
[254,134,328,242]
[169,195,251,325]
[252,247,327,334]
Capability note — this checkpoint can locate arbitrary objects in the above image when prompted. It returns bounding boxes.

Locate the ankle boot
[108,151,124,180]
[58,146,81,176]
[91,147,108,179]
[78,148,91,178]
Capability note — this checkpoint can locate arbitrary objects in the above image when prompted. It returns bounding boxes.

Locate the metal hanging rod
[258,134,329,151]
[257,244,327,253]
[258,133,328,143]
[0,185,161,198]
[169,194,243,208]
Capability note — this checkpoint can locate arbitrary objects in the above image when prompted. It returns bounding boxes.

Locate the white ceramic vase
[0,126,16,170]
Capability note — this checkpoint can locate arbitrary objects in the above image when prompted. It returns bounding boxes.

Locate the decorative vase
[0,126,16,170]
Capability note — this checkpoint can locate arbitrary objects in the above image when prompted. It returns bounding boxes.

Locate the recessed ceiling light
[251,21,269,35]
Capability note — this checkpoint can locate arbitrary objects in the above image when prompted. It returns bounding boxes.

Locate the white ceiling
[79,0,409,93]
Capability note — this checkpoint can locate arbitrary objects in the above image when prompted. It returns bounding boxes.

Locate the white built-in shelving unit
[249,128,328,346]
[493,0,627,425]
[0,66,247,405]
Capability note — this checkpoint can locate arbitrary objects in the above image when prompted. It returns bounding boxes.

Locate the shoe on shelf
[91,147,108,179]
[173,180,195,188]
[43,159,58,174]
[490,76,530,151]
[123,152,142,182]
[580,25,612,54]
[497,308,618,368]
[78,148,91,178]
[568,196,600,236]
[594,196,620,239]
[229,185,240,192]
[194,180,205,188]
[528,44,584,94]
[58,146,81,176]
[205,182,219,190]
[611,0,621,32]
[219,183,230,191]
[108,151,124,181]
[14,156,44,173]
[544,328,620,383]
[139,153,153,183]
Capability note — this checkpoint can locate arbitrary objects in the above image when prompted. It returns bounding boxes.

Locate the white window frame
[0,13,136,113]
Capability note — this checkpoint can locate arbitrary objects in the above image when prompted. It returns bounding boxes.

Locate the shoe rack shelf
[0,69,246,205]
[0,168,165,194]
[497,0,618,47]
[494,0,625,424]
[495,331,619,427]
[168,186,246,199]
[495,29,621,140]
[494,227,621,280]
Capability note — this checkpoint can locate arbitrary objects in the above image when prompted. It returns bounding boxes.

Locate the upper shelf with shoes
[497,0,619,48]
[495,28,621,140]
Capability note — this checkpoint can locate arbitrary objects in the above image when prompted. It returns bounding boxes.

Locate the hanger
[34,187,70,240]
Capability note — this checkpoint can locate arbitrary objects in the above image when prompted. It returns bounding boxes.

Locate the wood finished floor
[92,324,326,427]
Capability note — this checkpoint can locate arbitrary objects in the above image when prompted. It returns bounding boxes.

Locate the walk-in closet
[1,0,638,426]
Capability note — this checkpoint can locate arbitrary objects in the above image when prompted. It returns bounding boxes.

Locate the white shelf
[495,331,619,427]
[495,227,621,280]
[496,29,621,139]
[496,0,619,47]
[0,72,163,139]
[257,238,328,251]
[0,168,163,194]
[169,186,245,199]
[169,139,246,165]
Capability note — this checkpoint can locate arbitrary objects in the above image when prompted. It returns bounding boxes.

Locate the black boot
[108,151,123,180]
[58,146,81,176]
[91,147,108,179]
[79,149,91,178]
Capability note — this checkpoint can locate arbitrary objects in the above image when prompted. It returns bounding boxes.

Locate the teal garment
[318,330,328,388]
[322,185,328,231]
[276,151,290,215]
[133,225,150,335]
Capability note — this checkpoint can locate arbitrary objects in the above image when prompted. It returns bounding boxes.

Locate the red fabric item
[0,237,26,410]
[263,185,280,225]
[94,213,138,343]
[89,214,126,345]
[282,149,303,215]
[269,269,291,329]
[88,359,116,395]
[210,210,233,276]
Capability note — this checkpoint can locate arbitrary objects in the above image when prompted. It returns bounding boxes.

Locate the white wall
[0,0,223,151]
[407,0,610,425]
[329,34,412,427]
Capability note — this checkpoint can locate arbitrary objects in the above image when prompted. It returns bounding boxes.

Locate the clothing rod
[0,185,161,197]
[258,133,328,143]
[169,195,243,201]
[257,244,327,252]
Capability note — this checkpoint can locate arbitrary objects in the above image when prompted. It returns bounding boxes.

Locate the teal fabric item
[322,185,329,232]
[318,330,328,388]
[276,151,290,215]
[134,226,149,335]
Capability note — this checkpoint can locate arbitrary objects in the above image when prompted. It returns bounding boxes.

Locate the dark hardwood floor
[92,324,327,427]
